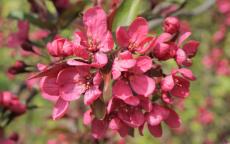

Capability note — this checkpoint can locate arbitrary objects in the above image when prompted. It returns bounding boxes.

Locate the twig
[149,0,216,30]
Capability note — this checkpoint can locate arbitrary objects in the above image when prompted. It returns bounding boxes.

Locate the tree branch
[149,0,216,30]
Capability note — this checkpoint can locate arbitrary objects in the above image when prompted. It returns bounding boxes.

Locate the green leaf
[112,0,150,31]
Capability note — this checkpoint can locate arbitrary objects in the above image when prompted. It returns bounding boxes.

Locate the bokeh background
[0,0,230,143]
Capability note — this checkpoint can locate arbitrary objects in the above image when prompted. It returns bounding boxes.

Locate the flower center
[128,42,138,52]
[88,38,99,52]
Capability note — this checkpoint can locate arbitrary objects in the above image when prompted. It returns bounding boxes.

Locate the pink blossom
[40,65,102,119]
[116,17,155,54]
[112,51,155,98]
[161,68,195,99]
[146,104,181,137]
[70,7,114,68]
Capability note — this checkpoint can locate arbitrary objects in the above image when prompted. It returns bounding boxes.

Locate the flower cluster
[36,7,199,138]
[0,91,26,116]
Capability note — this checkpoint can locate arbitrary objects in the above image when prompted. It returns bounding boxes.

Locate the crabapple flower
[70,7,114,68]
[40,64,102,120]
[116,17,155,54]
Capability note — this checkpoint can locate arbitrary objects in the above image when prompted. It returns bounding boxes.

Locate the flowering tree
[0,0,229,144]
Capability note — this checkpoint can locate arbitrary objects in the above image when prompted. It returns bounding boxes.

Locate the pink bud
[163,17,180,34]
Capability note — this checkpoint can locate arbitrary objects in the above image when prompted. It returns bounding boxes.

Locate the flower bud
[7,60,27,76]
[163,17,180,34]
[47,37,73,57]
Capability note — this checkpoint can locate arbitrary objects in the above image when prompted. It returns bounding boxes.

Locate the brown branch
[149,0,216,30]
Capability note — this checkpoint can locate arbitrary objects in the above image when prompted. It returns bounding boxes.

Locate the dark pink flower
[112,51,155,98]
[40,66,102,119]
[116,17,155,54]
[146,104,181,137]
[161,68,195,99]
[71,7,114,68]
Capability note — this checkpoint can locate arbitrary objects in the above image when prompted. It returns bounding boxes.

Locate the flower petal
[60,83,85,101]
[148,124,162,137]
[128,17,148,44]
[40,76,59,101]
[178,32,191,46]
[161,75,175,92]
[177,68,196,81]
[92,52,108,68]
[113,79,133,100]
[52,98,69,120]
[83,7,108,42]
[92,119,108,139]
[131,56,152,74]
[171,76,190,98]
[116,27,130,48]
[176,49,187,65]
[84,86,102,105]
[130,75,155,97]
[164,109,181,128]
[183,40,199,58]
[83,109,92,125]
[98,31,114,52]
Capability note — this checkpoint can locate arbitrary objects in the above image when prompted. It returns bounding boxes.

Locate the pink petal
[138,95,152,112]
[83,7,107,42]
[40,76,59,100]
[67,59,90,67]
[147,105,169,126]
[171,76,190,98]
[84,86,102,105]
[178,32,191,46]
[124,96,140,106]
[136,37,155,54]
[157,33,173,43]
[52,98,69,120]
[92,52,108,68]
[92,119,108,139]
[98,31,114,52]
[183,40,199,58]
[93,72,102,85]
[83,109,92,125]
[116,27,130,48]
[148,124,162,137]
[113,79,133,103]
[176,49,187,65]
[128,17,148,44]
[131,56,152,74]
[56,67,82,85]
[177,68,196,81]
[118,108,144,128]
[130,109,145,127]
[129,75,155,97]
[164,109,181,128]
[161,75,175,92]
[162,92,173,104]
[60,83,85,101]
[109,118,130,137]
[153,43,171,60]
